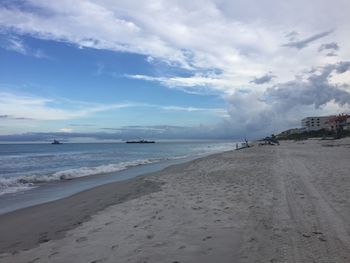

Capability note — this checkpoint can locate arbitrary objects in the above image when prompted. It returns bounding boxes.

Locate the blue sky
[0,0,350,141]
[0,34,227,136]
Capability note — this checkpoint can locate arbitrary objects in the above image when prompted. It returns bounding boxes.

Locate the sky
[0,0,350,142]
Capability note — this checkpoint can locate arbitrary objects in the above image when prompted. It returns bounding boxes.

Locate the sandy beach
[1,139,350,262]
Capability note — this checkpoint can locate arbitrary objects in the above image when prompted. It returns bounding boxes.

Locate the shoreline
[2,139,350,262]
[0,148,230,215]
[0,151,226,254]
[0,140,234,204]
[0,173,164,254]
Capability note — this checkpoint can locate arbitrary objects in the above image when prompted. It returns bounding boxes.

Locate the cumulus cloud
[266,61,350,111]
[220,61,350,138]
[2,0,345,91]
[1,1,350,138]
[282,30,333,50]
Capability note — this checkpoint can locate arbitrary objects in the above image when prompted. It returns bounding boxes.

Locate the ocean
[0,141,233,197]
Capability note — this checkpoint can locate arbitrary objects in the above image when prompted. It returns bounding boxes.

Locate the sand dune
[1,139,350,262]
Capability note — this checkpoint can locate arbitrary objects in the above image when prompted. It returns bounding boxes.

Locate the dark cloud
[250,74,275,85]
[265,61,350,110]
[318,42,339,52]
[221,61,350,140]
[326,52,337,57]
[14,117,34,120]
[285,31,299,41]
[0,115,33,120]
[282,30,333,50]
[335,61,350,73]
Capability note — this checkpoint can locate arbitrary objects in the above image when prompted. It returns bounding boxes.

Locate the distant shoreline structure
[51,139,62,145]
[126,140,155,144]
[276,113,350,140]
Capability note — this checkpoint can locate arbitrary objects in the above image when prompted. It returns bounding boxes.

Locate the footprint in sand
[90,227,103,233]
[202,236,212,241]
[153,242,166,247]
[318,236,327,242]
[38,236,50,243]
[27,258,40,263]
[302,233,311,238]
[73,221,83,226]
[48,252,59,258]
[111,244,119,250]
[76,236,88,243]
[146,234,154,239]
[90,258,107,263]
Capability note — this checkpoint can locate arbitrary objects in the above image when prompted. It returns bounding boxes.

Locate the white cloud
[160,105,229,117]
[0,35,48,58]
[126,73,234,94]
[0,0,350,136]
[59,128,73,133]
[2,37,27,54]
[2,0,348,86]
[0,91,227,122]
[0,91,133,121]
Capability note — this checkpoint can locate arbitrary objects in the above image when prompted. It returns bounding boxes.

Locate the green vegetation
[277,129,350,140]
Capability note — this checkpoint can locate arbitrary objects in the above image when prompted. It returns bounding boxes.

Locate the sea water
[0,141,233,197]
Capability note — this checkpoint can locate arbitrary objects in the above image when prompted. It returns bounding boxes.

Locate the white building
[344,117,350,131]
[301,116,332,131]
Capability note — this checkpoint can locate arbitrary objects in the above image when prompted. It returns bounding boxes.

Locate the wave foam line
[0,156,186,196]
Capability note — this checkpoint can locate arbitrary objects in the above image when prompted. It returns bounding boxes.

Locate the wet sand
[0,177,163,254]
[1,139,350,262]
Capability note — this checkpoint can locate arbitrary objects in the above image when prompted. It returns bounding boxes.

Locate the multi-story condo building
[301,116,333,131]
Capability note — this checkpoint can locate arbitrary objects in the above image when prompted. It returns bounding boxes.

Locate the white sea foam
[0,157,183,196]
[0,177,36,196]
[0,142,234,196]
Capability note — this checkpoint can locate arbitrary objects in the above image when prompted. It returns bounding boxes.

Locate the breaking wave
[0,157,181,196]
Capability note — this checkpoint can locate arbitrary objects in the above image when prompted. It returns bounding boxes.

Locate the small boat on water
[51,139,62,144]
[126,139,155,144]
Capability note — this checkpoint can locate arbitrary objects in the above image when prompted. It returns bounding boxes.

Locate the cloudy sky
[0,0,350,141]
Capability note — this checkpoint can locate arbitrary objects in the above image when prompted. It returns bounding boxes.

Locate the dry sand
[1,138,350,262]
